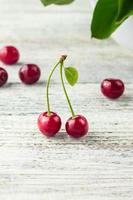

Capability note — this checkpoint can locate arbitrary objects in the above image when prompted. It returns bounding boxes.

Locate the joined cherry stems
[46,55,76,118]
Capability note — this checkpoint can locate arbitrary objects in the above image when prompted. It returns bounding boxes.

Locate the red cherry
[0,67,8,87]
[101,78,125,99]
[19,64,41,85]
[0,46,20,65]
[38,112,62,137]
[66,115,89,138]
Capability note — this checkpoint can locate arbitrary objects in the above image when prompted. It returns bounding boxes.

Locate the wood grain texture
[0,0,133,199]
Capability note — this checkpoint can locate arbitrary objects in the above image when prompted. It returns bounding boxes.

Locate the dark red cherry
[66,115,89,138]
[0,46,20,65]
[101,78,125,99]
[19,64,41,85]
[38,112,62,137]
[0,67,8,87]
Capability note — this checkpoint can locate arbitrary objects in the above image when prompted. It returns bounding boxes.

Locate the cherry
[19,64,41,84]
[101,78,125,99]
[66,115,89,138]
[0,67,8,87]
[38,112,61,137]
[0,46,20,65]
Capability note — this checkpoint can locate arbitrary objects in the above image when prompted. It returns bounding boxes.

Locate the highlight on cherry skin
[66,115,89,138]
[0,46,20,65]
[38,112,62,137]
[0,67,8,87]
[19,64,41,85]
[101,78,125,99]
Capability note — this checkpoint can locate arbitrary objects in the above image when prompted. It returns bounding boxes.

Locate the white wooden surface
[0,0,133,199]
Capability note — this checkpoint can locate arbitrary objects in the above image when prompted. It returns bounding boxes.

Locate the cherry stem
[46,60,60,115]
[60,60,76,118]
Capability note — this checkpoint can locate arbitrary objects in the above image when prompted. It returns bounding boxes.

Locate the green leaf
[64,67,78,86]
[40,0,74,6]
[91,0,133,39]
[116,0,133,22]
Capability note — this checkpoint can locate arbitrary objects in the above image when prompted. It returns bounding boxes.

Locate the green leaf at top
[116,0,133,22]
[40,0,74,6]
[64,67,78,86]
[91,0,133,39]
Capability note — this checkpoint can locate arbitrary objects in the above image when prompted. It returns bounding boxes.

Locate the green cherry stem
[60,61,76,118]
[46,60,60,116]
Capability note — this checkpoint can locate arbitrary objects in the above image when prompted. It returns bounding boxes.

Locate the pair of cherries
[0,46,41,86]
[38,55,89,138]
[38,112,88,138]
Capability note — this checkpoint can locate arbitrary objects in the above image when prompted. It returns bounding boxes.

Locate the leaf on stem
[64,67,78,86]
